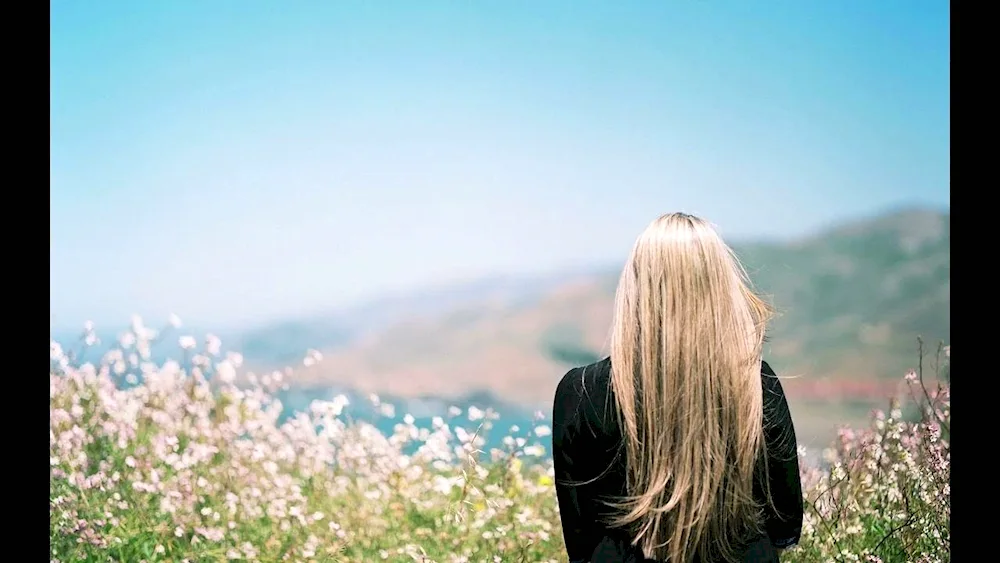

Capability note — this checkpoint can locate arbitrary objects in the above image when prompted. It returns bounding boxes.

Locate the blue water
[274,385,550,459]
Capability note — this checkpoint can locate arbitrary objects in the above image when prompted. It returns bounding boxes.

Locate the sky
[50,0,950,330]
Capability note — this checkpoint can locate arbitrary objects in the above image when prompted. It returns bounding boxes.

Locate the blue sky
[51,0,949,330]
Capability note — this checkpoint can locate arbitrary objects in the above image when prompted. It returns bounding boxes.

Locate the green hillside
[735,208,949,379]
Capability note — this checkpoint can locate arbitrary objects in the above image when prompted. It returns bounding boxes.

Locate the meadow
[50,318,950,563]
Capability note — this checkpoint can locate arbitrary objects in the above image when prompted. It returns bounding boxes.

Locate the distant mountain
[269,207,949,422]
[737,207,949,381]
[49,206,948,449]
[51,273,582,366]
[229,270,593,365]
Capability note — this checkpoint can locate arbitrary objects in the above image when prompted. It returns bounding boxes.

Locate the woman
[552,213,803,563]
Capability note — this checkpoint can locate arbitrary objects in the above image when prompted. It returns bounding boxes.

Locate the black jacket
[552,358,804,563]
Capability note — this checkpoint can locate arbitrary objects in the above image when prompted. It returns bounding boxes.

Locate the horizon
[51,1,950,328]
[49,203,948,337]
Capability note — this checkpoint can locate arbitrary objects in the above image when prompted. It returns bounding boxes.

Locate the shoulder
[555,357,612,403]
[552,357,614,436]
[759,360,795,435]
[760,359,786,397]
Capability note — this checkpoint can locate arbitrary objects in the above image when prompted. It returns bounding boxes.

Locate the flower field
[50,318,950,562]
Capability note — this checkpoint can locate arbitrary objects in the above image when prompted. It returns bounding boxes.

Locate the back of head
[608,212,773,562]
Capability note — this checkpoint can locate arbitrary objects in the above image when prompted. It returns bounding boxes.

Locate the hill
[229,272,587,366]
[270,207,947,415]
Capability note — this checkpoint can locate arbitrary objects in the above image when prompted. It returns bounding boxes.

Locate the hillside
[230,273,583,367]
[274,207,948,430]
[738,208,949,381]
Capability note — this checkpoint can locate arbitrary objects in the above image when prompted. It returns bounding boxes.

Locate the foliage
[50,318,949,562]
[792,340,950,563]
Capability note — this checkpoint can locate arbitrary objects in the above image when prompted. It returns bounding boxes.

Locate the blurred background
[50,1,949,456]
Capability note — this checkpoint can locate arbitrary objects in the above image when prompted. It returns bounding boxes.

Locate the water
[274,385,550,458]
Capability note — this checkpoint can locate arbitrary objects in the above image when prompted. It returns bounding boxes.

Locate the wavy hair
[607,212,774,562]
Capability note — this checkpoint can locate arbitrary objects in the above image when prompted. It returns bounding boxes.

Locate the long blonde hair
[607,212,774,562]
